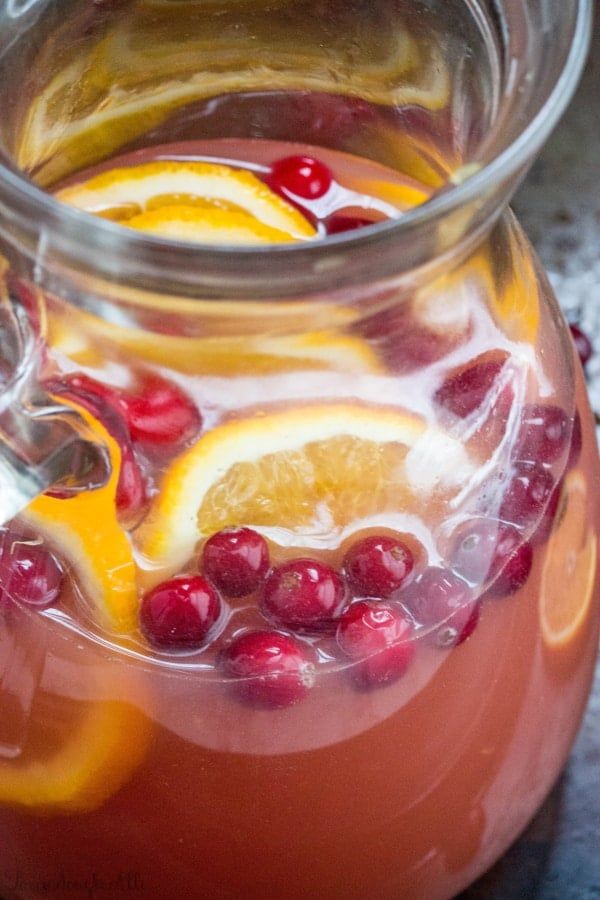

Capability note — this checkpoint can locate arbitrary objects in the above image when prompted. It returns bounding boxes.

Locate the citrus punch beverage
[0,1,597,899]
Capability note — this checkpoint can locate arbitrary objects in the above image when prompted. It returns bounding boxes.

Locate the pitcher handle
[0,288,110,525]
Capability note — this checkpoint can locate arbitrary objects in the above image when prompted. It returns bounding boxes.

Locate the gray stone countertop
[461,14,600,900]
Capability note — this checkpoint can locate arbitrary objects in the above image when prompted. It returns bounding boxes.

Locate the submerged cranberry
[403,568,477,647]
[46,373,148,519]
[434,357,511,420]
[326,214,373,235]
[568,410,583,468]
[221,630,314,708]
[512,404,571,465]
[116,443,148,517]
[202,528,269,598]
[268,155,333,201]
[569,322,593,369]
[358,301,461,375]
[344,535,414,599]
[262,559,346,631]
[6,274,42,337]
[532,479,563,544]
[55,372,124,409]
[499,461,556,529]
[140,574,221,650]
[118,374,200,447]
[0,532,63,608]
[337,600,415,687]
[451,520,533,597]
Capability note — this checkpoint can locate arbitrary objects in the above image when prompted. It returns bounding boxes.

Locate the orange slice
[137,404,473,583]
[55,160,315,242]
[125,204,301,244]
[48,306,381,376]
[540,472,597,649]
[20,400,138,634]
[0,659,149,814]
[1,403,149,813]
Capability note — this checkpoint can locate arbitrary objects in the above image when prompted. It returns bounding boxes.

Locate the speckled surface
[461,15,600,900]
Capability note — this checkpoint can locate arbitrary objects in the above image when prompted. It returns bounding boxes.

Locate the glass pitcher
[0,1,597,898]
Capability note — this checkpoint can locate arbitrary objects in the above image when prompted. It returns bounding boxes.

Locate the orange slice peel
[20,399,138,634]
[55,160,316,243]
[540,471,597,650]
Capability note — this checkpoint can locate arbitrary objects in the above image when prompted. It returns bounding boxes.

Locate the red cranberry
[46,374,148,518]
[262,559,346,631]
[451,520,533,596]
[357,302,460,375]
[336,600,415,687]
[0,531,64,609]
[221,630,314,708]
[268,155,333,201]
[6,274,42,337]
[344,535,414,598]
[115,442,148,517]
[499,461,556,529]
[56,372,124,409]
[140,574,221,650]
[458,603,481,644]
[202,528,269,598]
[512,404,570,464]
[532,478,563,544]
[434,357,512,420]
[403,568,477,647]
[569,323,593,369]
[326,214,373,235]
[118,374,201,447]
[568,410,582,468]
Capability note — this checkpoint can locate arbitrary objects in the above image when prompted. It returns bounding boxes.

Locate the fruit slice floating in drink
[0,402,150,813]
[136,403,471,581]
[540,471,597,651]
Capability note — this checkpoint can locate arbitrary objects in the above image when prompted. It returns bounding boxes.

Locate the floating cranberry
[512,404,570,465]
[451,520,533,597]
[499,461,556,530]
[337,600,415,687]
[344,535,415,599]
[268,155,333,201]
[118,374,200,447]
[0,531,63,608]
[403,568,477,647]
[140,574,221,650]
[434,358,511,420]
[202,528,269,598]
[326,214,373,235]
[221,630,314,708]
[569,322,593,369]
[262,559,346,631]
